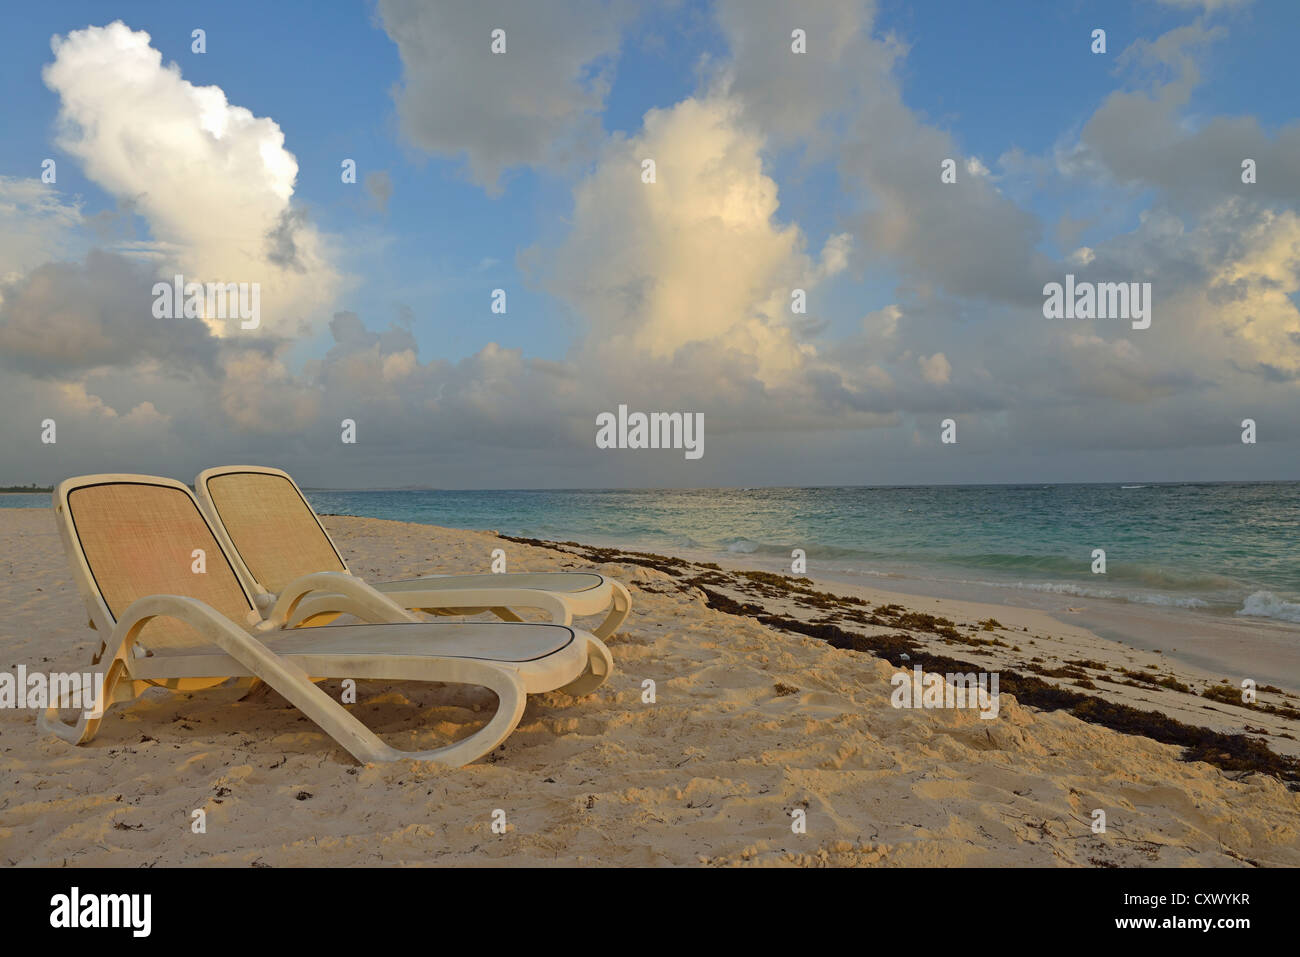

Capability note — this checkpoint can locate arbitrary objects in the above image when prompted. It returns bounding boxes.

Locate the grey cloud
[0,250,218,377]
[714,0,879,150]
[715,0,1055,306]
[363,170,393,212]
[377,0,630,193]
[1078,24,1300,214]
[85,196,141,242]
[265,207,310,273]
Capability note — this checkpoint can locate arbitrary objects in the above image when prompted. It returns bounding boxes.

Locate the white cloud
[42,21,340,335]
[538,96,849,386]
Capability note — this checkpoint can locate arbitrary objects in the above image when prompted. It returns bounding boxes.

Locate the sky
[0,0,1297,489]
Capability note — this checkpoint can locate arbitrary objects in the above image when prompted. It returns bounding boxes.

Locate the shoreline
[691,547,1300,697]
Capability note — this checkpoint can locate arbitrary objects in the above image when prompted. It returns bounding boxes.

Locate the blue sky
[1,1,1298,487]
[4,0,1289,361]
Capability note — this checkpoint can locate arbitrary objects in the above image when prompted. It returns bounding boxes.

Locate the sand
[1,507,1297,867]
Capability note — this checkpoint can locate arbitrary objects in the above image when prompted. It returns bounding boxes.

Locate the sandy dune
[1,507,1297,867]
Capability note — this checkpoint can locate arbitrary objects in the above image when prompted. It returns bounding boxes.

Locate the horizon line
[296,478,1300,493]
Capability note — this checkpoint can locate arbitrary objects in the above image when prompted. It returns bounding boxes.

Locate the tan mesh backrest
[67,483,253,647]
[205,472,346,592]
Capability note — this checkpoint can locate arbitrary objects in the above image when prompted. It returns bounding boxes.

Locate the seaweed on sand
[690,584,1300,788]
[498,533,1300,788]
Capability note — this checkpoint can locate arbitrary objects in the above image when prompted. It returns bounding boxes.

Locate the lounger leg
[236,677,270,700]
[591,580,632,641]
[39,655,136,745]
[217,616,532,766]
[556,634,614,697]
[389,660,528,766]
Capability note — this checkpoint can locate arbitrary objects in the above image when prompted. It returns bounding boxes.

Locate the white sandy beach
[1,507,1297,867]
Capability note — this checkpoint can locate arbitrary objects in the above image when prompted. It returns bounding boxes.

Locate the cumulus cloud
[1052,25,1300,386]
[42,21,340,335]
[61,89,913,486]
[1169,203,1300,379]
[195,93,905,475]
[378,0,629,193]
[538,96,850,383]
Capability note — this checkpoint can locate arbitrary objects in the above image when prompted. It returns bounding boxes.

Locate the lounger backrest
[55,476,256,647]
[197,467,347,594]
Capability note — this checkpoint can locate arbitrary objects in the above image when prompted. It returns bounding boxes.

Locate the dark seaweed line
[499,534,1300,789]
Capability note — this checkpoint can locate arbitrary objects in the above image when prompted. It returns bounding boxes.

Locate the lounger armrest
[262,571,419,631]
[115,594,255,647]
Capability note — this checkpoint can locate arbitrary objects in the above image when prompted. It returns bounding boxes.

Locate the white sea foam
[809,566,1218,610]
[990,580,1210,608]
[903,576,1213,609]
[1235,590,1300,624]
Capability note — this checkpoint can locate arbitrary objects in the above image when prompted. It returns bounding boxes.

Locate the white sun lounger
[194,465,627,690]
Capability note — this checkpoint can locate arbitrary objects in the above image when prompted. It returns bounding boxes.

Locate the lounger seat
[131,620,585,694]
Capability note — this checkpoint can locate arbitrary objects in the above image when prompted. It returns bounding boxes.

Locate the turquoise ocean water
[309,483,1299,624]
[8,483,1297,624]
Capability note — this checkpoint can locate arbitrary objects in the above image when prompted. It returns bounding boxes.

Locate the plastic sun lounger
[40,474,607,767]
[193,465,632,644]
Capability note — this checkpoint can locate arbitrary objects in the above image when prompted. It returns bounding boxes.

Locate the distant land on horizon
[298,478,1300,493]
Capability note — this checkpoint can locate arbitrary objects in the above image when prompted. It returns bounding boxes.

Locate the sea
[7,481,1297,625]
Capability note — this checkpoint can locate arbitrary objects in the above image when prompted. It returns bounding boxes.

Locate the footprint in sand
[792,691,852,716]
